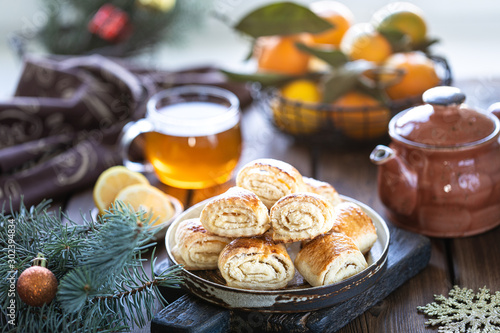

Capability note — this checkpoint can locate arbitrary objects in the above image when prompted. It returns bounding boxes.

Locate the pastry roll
[236,158,305,209]
[331,202,378,254]
[218,235,295,290]
[303,176,342,208]
[200,187,270,237]
[295,232,368,287]
[270,193,334,243]
[172,218,232,270]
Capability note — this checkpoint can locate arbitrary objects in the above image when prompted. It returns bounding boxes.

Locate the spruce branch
[1,199,183,332]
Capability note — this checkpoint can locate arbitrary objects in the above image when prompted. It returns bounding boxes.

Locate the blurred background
[0,0,499,99]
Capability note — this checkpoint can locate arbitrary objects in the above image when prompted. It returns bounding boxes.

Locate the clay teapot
[370,86,500,237]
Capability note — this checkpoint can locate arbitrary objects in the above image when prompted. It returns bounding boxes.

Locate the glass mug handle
[119,119,154,173]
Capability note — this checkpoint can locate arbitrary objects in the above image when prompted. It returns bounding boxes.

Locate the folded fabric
[0,55,252,212]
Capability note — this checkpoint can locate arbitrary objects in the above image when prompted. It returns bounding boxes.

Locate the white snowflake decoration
[418,285,500,333]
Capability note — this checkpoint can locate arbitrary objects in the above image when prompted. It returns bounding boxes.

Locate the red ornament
[88,4,131,42]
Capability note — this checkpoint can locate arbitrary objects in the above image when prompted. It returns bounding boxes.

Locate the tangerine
[280,79,322,103]
[331,91,391,140]
[340,23,392,64]
[309,1,354,47]
[272,79,323,134]
[372,2,427,46]
[256,34,312,75]
[384,51,440,100]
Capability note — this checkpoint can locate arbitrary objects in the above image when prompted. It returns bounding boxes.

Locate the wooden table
[63,80,500,332]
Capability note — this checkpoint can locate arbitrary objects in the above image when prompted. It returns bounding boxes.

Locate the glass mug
[120,85,242,189]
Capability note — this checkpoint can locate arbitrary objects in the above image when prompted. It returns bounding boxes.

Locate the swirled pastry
[200,187,270,237]
[330,202,378,254]
[172,218,233,270]
[303,177,342,208]
[236,158,305,209]
[295,232,368,287]
[218,235,295,290]
[270,193,334,243]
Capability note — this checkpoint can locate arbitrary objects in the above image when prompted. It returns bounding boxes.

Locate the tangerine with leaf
[340,23,392,64]
[384,51,440,100]
[256,34,314,76]
[331,91,391,140]
[309,1,355,47]
[272,79,323,134]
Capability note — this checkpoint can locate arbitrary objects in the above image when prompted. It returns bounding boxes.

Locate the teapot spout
[370,145,418,216]
[370,145,396,166]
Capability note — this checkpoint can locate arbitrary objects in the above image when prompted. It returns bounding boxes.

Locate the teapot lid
[390,86,500,147]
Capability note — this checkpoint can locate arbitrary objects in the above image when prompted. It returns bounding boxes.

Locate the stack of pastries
[171,158,378,290]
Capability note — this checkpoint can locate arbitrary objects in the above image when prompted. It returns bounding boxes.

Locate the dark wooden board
[151,225,431,333]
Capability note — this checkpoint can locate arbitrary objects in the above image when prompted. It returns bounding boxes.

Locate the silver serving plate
[165,195,390,313]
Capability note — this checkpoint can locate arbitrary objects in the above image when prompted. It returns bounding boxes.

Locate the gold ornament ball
[17,266,58,307]
[137,0,176,12]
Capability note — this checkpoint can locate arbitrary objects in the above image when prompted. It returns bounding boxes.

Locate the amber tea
[120,86,242,189]
[145,102,241,188]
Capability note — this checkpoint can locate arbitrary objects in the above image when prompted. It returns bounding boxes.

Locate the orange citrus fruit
[309,1,355,47]
[331,91,391,140]
[93,166,150,214]
[340,23,392,63]
[281,79,322,103]
[384,51,440,100]
[272,79,323,134]
[256,34,313,75]
[115,184,174,226]
[372,2,427,46]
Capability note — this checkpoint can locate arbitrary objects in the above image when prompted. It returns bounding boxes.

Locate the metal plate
[165,195,390,313]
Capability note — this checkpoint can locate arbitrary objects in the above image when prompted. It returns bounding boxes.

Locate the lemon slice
[114,184,174,226]
[93,166,150,214]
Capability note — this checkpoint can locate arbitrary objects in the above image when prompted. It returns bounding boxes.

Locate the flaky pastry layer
[270,192,334,243]
[200,187,270,237]
[236,158,304,209]
[218,235,295,290]
[173,218,233,270]
[295,232,367,287]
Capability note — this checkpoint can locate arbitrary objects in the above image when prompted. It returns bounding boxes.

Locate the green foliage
[0,200,183,332]
[418,285,500,333]
[36,0,207,57]
[234,2,333,38]
[294,42,348,69]
[320,60,379,103]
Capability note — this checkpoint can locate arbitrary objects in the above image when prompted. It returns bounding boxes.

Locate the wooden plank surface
[450,227,500,289]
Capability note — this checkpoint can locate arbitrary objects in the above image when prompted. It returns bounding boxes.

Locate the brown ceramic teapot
[370,86,500,237]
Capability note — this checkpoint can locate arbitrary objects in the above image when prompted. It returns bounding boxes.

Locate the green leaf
[234,2,333,38]
[322,70,359,104]
[295,42,348,68]
[378,29,412,53]
[413,37,440,53]
[321,61,376,103]
[220,69,295,87]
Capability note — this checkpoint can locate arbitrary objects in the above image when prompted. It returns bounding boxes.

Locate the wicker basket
[258,55,452,145]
